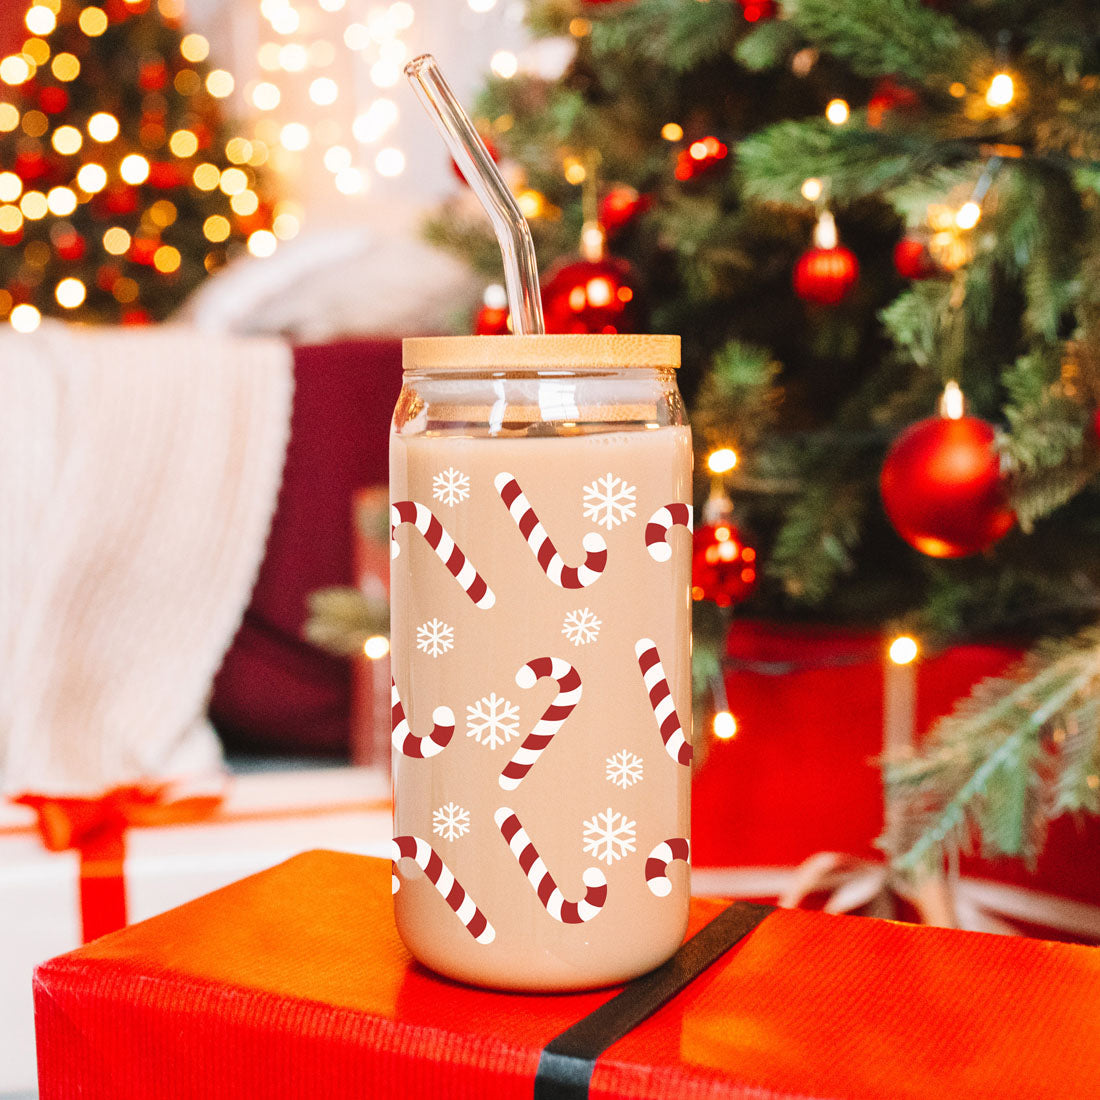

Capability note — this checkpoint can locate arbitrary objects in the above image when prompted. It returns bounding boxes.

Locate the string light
[76,163,106,192]
[169,129,198,158]
[949,81,966,98]
[119,154,150,185]
[280,122,310,151]
[206,70,235,98]
[0,205,22,232]
[272,210,300,239]
[713,711,738,740]
[51,52,79,82]
[352,99,398,143]
[310,78,338,106]
[563,157,586,185]
[252,82,281,110]
[78,7,108,36]
[226,137,253,164]
[375,147,404,176]
[24,39,50,67]
[25,6,56,35]
[19,191,47,219]
[0,56,33,85]
[10,303,41,333]
[955,200,981,230]
[87,112,119,142]
[661,122,683,141]
[825,98,850,125]
[801,177,823,202]
[51,125,82,155]
[707,448,738,474]
[192,163,220,190]
[180,34,209,62]
[154,245,181,274]
[939,380,965,420]
[335,166,366,193]
[888,635,919,665]
[46,186,76,216]
[219,167,248,195]
[203,215,230,242]
[323,145,352,173]
[986,73,1014,108]
[102,226,131,254]
[55,277,86,308]
[363,635,390,660]
[490,50,518,79]
[0,104,19,130]
[247,230,277,257]
[230,189,259,215]
[0,172,20,201]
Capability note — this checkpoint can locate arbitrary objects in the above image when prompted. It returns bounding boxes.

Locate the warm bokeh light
[23,39,50,67]
[564,158,586,185]
[148,199,177,227]
[949,81,966,98]
[180,33,209,62]
[206,70,234,98]
[375,147,404,177]
[801,177,823,202]
[0,103,19,130]
[55,277,86,308]
[272,211,300,239]
[940,379,965,420]
[78,7,108,36]
[219,167,248,195]
[10,303,41,333]
[203,215,230,242]
[22,109,47,137]
[46,186,76,215]
[986,72,1015,108]
[193,162,220,190]
[889,635,919,665]
[76,162,107,192]
[0,55,33,85]
[0,172,21,201]
[825,98,850,125]
[102,226,131,254]
[517,189,545,219]
[230,189,259,215]
[51,125,82,155]
[87,111,119,142]
[955,200,981,230]
[154,245,181,273]
[247,229,277,257]
[25,6,57,35]
[490,50,518,79]
[119,154,149,184]
[335,166,365,194]
[713,711,738,740]
[169,129,198,158]
[352,99,398,143]
[280,122,310,151]
[51,52,80,81]
[310,77,339,106]
[661,122,683,142]
[0,204,23,232]
[19,190,47,219]
[279,43,307,71]
[707,448,738,474]
[251,81,281,110]
[363,635,390,660]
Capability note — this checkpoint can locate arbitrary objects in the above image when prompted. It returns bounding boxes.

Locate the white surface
[0,767,392,1093]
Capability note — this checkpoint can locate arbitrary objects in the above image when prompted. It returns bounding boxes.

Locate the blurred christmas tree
[432,0,1100,873]
[0,0,276,328]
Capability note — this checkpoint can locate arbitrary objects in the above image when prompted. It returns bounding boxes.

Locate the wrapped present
[1,767,391,1094]
[35,850,1100,1099]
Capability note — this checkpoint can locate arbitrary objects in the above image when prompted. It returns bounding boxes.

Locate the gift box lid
[34,850,1100,1100]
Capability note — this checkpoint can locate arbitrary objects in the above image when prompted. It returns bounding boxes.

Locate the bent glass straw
[405,54,545,336]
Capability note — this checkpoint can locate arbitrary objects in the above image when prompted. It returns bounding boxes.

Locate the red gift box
[35,850,1100,1099]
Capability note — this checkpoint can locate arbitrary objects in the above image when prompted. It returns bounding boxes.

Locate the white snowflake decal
[432,466,470,507]
[562,607,602,647]
[466,692,521,749]
[582,472,637,530]
[582,807,637,866]
[432,801,470,842]
[416,618,454,658]
[605,749,644,789]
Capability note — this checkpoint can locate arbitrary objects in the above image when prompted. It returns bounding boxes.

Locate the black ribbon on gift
[533,901,776,1100]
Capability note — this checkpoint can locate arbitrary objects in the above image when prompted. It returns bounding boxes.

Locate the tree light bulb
[87,111,119,142]
[889,635,919,665]
[939,379,965,420]
[801,177,823,202]
[661,122,683,142]
[955,200,981,230]
[10,303,40,333]
[825,98,849,125]
[119,154,149,184]
[813,209,839,250]
[55,277,86,308]
[364,635,390,660]
[490,50,518,79]
[707,448,738,474]
[986,73,1014,108]
[713,711,737,740]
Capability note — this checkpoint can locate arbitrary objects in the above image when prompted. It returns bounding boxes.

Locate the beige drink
[389,335,691,991]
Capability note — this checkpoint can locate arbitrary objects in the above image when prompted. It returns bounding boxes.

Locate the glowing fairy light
[940,380,965,420]
[713,711,737,740]
[490,50,518,79]
[707,448,738,474]
[801,177,823,202]
[46,186,77,216]
[375,147,404,176]
[888,635,919,665]
[986,73,1014,108]
[55,277,86,308]
[77,163,106,192]
[825,98,850,125]
[247,230,278,257]
[87,112,119,142]
[10,303,41,333]
[119,154,150,184]
[363,635,390,659]
[955,200,981,230]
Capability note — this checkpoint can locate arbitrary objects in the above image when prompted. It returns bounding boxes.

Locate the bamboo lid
[403,334,680,371]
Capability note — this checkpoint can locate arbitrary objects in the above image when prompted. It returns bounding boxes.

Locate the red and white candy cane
[494,807,607,924]
[645,837,690,897]
[635,638,693,766]
[499,657,582,791]
[390,835,495,944]
[390,500,495,609]
[391,677,454,759]
[494,473,607,589]
[645,503,693,563]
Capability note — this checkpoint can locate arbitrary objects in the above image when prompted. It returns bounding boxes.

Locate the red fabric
[209,339,403,755]
[34,851,1100,1099]
[692,620,1021,868]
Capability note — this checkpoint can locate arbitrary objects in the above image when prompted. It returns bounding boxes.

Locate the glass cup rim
[402,334,680,372]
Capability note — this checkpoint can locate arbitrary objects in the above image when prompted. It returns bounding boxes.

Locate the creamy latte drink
[389,335,692,991]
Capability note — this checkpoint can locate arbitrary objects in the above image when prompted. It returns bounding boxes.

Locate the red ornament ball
[675,136,728,182]
[599,185,651,235]
[793,245,859,306]
[38,86,69,114]
[474,303,510,335]
[893,236,940,280]
[692,522,759,608]
[541,255,638,334]
[451,135,499,186]
[738,0,777,20]
[54,232,86,261]
[880,415,1015,558]
[867,77,920,128]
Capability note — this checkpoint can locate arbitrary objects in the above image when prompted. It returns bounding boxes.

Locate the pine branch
[303,588,389,658]
[887,627,1100,873]
[781,0,981,83]
[588,0,736,73]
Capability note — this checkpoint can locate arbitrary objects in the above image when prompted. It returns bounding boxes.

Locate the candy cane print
[494,807,607,924]
[645,838,691,897]
[391,678,454,759]
[494,473,607,589]
[499,658,582,791]
[635,638,693,765]
[390,501,495,609]
[390,836,495,944]
[645,503,693,563]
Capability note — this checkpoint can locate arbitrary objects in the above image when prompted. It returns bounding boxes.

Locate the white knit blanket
[0,324,294,798]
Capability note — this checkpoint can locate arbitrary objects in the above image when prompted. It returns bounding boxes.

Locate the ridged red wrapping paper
[34,850,1100,1099]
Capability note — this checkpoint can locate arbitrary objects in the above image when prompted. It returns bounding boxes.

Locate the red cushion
[209,339,403,754]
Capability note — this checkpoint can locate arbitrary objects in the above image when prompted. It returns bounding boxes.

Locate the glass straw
[405,54,545,336]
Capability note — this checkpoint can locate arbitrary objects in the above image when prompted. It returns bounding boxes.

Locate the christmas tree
[0,0,276,328]
[432,0,1100,876]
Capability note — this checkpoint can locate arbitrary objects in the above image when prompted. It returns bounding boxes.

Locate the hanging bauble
[38,86,69,114]
[880,388,1014,558]
[893,235,940,280]
[473,284,510,335]
[867,77,920,128]
[675,136,728,182]
[692,521,759,608]
[737,0,777,21]
[541,255,638,334]
[451,134,499,186]
[599,185,651,235]
[793,210,858,306]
